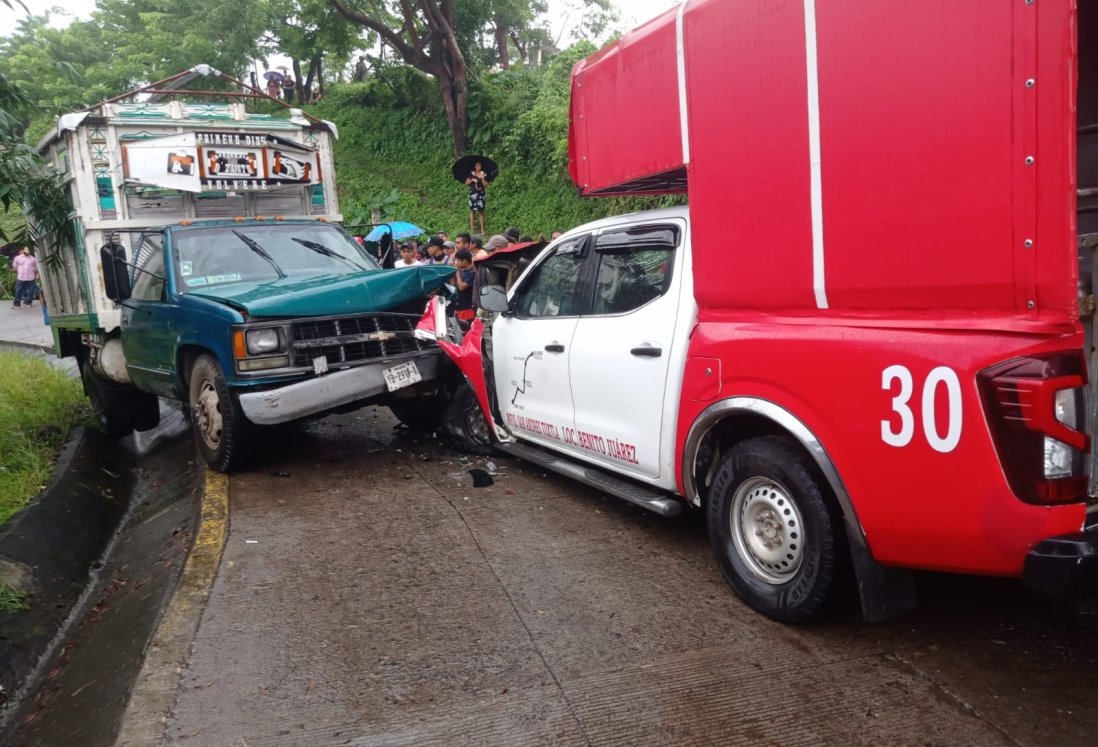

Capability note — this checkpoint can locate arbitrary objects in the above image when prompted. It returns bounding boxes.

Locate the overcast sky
[0,0,681,44]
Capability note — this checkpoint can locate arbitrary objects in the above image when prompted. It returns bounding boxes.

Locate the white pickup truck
[460,208,694,516]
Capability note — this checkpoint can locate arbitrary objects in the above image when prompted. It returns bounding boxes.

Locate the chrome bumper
[238,353,441,426]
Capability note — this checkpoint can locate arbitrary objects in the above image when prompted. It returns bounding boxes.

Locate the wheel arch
[176,344,217,397]
[682,397,917,622]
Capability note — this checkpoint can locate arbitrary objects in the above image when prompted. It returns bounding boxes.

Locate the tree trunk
[494,19,510,70]
[304,60,317,102]
[292,59,305,104]
[436,67,468,156]
[304,57,323,102]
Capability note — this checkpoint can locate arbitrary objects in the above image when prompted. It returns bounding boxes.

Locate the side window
[590,225,678,315]
[513,236,587,318]
[131,236,166,301]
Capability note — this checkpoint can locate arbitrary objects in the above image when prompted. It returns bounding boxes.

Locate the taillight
[977,352,1089,505]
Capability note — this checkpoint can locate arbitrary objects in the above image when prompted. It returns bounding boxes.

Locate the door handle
[630,345,662,358]
[545,343,565,353]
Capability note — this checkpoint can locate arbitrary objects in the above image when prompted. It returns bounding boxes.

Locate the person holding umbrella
[264,71,283,99]
[466,162,488,233]
[453,156,498,235]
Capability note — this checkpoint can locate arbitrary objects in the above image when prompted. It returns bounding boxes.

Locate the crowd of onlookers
[357,225,564,325]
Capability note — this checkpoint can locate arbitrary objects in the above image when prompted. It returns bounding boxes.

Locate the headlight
[246,328,282,355]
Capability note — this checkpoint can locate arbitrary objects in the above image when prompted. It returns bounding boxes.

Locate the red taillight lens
[977,352,1090,505]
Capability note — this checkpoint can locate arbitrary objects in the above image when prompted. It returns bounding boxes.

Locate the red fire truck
[434,0,1098,622]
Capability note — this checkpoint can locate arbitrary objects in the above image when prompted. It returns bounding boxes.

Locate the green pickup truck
[35,66,457,471]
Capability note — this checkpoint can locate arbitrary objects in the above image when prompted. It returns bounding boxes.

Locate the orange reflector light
[316,217,328,222]
[232,330,247,359]
[180,219,193,226]
[255,216,266,221]
[275,215,285,221]
[234,216,247,222]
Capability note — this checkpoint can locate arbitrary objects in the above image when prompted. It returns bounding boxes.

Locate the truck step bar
[496,442,683,518]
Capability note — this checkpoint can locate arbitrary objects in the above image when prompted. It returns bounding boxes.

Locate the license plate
[383,360,422,392]
[313,356,329,375]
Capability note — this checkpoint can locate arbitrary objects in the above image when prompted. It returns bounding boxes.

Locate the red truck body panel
[567,0,1088,576]
[570,0,1079,326]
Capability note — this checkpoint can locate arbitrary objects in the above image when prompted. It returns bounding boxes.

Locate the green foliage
[0,73,77,266]
[0,583,30,613]
[312,45,676,238]
[0,267,13,300]
[96,0,268,83]
[0,352,90,529]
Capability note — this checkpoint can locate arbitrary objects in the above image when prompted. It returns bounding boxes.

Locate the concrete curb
[0,339,53,356]
[114,470,230,747]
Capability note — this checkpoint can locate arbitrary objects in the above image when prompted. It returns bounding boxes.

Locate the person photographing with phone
[465,162,488,234]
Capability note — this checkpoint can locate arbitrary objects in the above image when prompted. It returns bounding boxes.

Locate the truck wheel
[131,391,161,432]
[439,383,494,456]
[707,436,842,623]
[189,354,249,472]
[81,363,134,439]
[389,395,445,433]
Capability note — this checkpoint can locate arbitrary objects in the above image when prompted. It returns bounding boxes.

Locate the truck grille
[289,313,435,368]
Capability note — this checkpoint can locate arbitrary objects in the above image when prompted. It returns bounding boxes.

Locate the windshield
[172,224,379,291]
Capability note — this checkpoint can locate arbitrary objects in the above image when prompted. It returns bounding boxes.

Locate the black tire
[131,391,161,432]
[389,393,446,433]
[81,362,134,439]
[439,383,495,455]
[188,354,249,472]
[707,436,842,623]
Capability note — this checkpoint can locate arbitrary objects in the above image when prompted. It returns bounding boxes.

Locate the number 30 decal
[881,365,962,453]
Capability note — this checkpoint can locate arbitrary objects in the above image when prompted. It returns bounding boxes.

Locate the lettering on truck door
[492,235,590,453]
[568,223,683,479]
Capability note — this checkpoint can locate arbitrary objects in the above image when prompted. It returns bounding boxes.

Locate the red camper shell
[569,0,1098,591]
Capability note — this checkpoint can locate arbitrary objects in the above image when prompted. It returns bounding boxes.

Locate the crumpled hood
[185,265,455,318]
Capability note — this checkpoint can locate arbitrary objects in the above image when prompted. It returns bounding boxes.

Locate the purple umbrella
[263,71,285,83]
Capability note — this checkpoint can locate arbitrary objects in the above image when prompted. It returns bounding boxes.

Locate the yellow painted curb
[114,469,229,747]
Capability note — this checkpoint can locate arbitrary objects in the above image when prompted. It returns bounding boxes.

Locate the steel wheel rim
[465,400,491,445]
[194,378,223,450]
[730,476,805,585]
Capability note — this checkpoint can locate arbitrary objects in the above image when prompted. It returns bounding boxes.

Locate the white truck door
[492,235,590,452]
[567,223,684,480]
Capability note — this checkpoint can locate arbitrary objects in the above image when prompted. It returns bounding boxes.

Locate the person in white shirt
[393,243,424,268]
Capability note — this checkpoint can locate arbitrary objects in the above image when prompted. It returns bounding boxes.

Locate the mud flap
[848,539,918,623]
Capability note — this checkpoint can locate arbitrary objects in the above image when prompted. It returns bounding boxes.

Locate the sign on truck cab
[434,0,1098,622]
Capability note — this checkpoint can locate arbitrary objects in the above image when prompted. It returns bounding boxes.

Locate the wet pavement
[157,408,1098,747]
[0,301,54,351]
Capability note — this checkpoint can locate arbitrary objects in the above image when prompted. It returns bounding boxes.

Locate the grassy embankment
[0,352,89,611]
[309,45,680,238]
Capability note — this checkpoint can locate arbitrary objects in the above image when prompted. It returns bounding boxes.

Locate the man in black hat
[425,235,449,265]
[504,227,520,245]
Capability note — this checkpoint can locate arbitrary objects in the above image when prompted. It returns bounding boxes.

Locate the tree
[94,0,268,84]
[0,72,76,260]
[329,0,474,156]
[266,0,367,103]
[488,0,555,69]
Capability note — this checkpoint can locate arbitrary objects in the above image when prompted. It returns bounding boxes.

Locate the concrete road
[163,408,1098,746]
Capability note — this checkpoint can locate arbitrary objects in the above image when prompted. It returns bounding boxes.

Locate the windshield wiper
[292,236,368,271]
[232,230,286,279]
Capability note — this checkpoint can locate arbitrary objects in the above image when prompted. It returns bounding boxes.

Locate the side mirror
[100,243,132,301]
[478,284,509,313]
